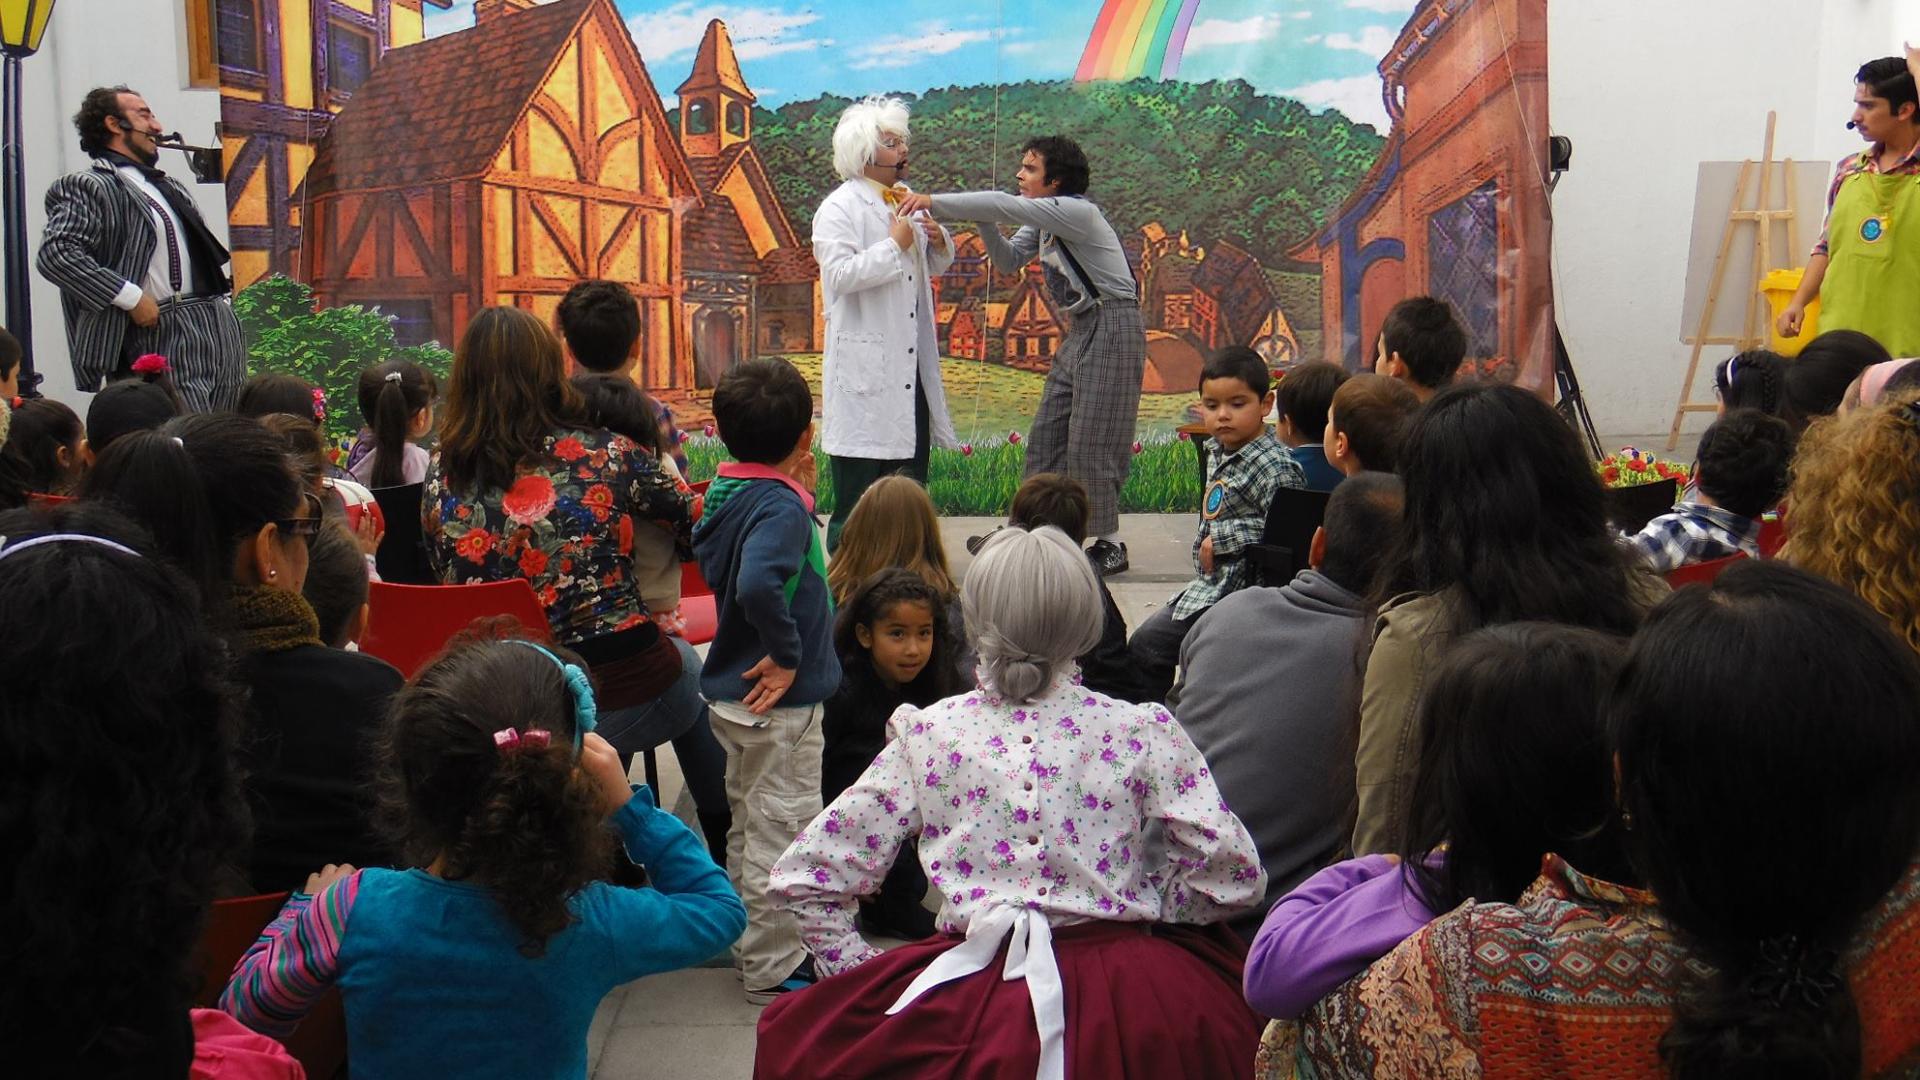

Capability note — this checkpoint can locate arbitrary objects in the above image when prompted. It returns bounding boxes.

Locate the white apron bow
[884,903,1066,1080]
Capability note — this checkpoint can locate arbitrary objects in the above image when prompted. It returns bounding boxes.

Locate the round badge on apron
[1203,480,1228,520]
[1862,216,1887,244]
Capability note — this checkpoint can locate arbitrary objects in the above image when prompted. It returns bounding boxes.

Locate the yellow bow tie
[874,181,901,207]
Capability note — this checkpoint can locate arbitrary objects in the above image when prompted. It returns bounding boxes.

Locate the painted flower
[579,483,615,521]
[1131,441,1143,454]
[454,528,495,564]
[703,424,716,437]
[1008,430,1022,445]
[1177,429,1191,441]
[961,443,974,456]
[502,474,557,525]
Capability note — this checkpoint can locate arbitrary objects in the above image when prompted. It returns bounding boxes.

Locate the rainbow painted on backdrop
[1074,0,1205,81]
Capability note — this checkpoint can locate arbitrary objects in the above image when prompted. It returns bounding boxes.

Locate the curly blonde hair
[1782,403,1920,652]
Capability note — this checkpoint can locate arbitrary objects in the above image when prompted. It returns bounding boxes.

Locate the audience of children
[1782,399,1920,653]
[0,503,303,1078]
[1245,621,1632,1019]
[1004,471,1145,702]
[423,306,729,868]
[1789,328,1894,421]
[2,397,85,495]
[1128,346,1304,703]
[1323,372,1419,475]
[1628,407,1793,573]
[573,370,696,637]
[85,373,181,454]
[760,525,1267,1078]
[557,278,689,474]
[303,517,374,650]
[1275,563,1920,1077]
[1356,383,1659,856]
[260,410,382,557]
[824,474,973,685]
[1171,472,1404,938]
[349,359,437,488]
[1713,348,1788,419]
[234,371,328,428]
[1375,295,1469,402]
[693,357,841,1004]
[1270,360,1349,491]
[1841,357,1919,412]
[819,568,959,940]
[220,636,747,1076]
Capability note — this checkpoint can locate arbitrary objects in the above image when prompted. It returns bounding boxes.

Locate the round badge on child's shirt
[1203,480,1228,520]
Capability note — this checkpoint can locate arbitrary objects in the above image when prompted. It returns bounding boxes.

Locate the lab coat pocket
[830,331,888,398]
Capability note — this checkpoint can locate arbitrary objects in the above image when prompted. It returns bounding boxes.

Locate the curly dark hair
[74,85,136,156]
[1694,408,1793,519]
[376,637,613,957]
[0,502,250,1075]
[833,567,960,704]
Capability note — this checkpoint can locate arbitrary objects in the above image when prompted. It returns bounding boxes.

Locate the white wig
[962,526,1105,703]
[831,95,911,183]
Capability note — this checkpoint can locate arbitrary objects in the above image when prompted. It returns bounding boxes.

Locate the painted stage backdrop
[211,0,1549,512]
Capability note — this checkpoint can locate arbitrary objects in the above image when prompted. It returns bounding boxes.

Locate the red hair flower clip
[130,353,169,375]
[492,727,552,753]
[310,386,328,423]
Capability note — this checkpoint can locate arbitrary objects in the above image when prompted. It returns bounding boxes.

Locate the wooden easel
[1667,112,1801,450]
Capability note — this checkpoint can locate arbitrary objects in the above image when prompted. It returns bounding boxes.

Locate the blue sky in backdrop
[425,0,1419,130]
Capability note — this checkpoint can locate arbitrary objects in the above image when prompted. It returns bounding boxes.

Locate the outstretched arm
[220,866,362,1037]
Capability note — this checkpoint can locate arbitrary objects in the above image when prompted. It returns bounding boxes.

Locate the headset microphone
[1847,120,1858,130]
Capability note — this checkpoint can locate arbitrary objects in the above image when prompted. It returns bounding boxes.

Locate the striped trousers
[1023,299,1147,537]
[116,295,246,412]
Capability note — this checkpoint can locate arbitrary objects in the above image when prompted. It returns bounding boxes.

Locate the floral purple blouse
[770,664,1266,976]
[422,427,691,646]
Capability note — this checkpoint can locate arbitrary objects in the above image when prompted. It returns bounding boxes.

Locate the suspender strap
[1052,236,1102,304]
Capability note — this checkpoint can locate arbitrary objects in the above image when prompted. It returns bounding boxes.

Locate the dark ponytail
[377,637,612,957]
[1609,562,1920,1079]
[357,360,437,489]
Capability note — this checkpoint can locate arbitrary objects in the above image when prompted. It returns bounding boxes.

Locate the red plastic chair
[359,579,551,679]
[1665,553,1747,588]
[196,891,348,1079]
[680,561,717,646]
[1757,516,1787,558]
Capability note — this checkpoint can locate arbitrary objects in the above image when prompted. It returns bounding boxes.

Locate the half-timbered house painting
[215,0,453,290]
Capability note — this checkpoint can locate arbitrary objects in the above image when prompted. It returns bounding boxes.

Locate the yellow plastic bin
[1761,268,1821,357]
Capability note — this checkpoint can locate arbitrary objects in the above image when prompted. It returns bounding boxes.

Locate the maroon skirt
[754,921,1262,1080]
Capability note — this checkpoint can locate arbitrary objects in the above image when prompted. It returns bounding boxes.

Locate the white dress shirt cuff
[111,282,144,311]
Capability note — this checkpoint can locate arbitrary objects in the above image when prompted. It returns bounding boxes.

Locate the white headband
[0,533,142,563]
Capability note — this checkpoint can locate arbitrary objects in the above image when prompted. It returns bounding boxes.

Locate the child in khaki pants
[693,358,842,1004]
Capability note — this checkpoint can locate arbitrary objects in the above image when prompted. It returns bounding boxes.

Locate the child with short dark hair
[303,518,373,649]
[1325,373,1420,475]
[235,371,326,426]
[1007,471,1144,701]
[1378,296,1468,400]
[1128,346,1304,703]
[221,637,746,1076]
[3,398,86,495]
[1629,408,1793,573]
[350,360,438,488]
[558,281,689,473]
[86,376,181,456]
[1274,361,1350,491]
[574,371,694,636]
[693,356,839,1004]
[821,568,959,940]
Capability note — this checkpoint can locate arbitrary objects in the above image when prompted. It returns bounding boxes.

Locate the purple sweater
[1243,853,1442,1019]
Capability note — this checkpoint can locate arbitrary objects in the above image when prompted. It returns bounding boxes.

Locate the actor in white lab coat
[812,95,957,549]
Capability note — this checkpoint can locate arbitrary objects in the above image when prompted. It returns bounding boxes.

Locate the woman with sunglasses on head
[83,412,404,892]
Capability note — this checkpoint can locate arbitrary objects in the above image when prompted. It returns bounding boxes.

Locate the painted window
[686,99,713,135]
[374,299,437,348]
[328,19,376,95]
[1427,179,1501,359]
[215,0,263,76]
[725,101,747,137]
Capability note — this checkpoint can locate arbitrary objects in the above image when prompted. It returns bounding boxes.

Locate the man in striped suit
[37,86,244,412]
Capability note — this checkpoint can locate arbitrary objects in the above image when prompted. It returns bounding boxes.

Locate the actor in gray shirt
[901,137,1146,575]
[1167,472,1404,938]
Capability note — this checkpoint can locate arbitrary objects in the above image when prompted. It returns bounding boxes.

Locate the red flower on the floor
[502,474,556,525]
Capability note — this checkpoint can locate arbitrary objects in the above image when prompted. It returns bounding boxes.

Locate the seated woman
[760,525,1268,1079]
[1274,562,1920,1078]
[0,503,300,1077]
[82,413,403,893]
[423,306,728,859]
[1782,399,1920,653]
[1244,621,1632,1020]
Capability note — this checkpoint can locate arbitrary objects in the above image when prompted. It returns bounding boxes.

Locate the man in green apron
[1779,46,1920,358]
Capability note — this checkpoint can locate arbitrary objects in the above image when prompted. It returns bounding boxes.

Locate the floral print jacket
[423,427,692,645]
[770,664,1267,976]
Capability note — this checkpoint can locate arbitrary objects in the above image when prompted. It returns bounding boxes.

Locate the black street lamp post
[0,0,54,396]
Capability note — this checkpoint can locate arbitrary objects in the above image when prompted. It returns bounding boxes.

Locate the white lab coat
[812,178,958,459]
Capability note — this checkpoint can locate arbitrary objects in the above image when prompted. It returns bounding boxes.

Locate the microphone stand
[156,131,223,184]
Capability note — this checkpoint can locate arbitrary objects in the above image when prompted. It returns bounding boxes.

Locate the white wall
[1550,0,1911,437]
[10,0,227,406]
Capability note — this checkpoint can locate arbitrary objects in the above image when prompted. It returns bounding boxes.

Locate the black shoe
[1087,539,1129,576]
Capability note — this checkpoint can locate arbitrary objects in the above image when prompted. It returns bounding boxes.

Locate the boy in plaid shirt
[1128,347,1304,702]
[1630,408,1793,573]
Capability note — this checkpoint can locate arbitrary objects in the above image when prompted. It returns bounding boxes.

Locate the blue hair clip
[510,641,598,752]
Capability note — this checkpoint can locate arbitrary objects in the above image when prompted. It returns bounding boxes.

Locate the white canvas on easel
[1666,113,1831,449]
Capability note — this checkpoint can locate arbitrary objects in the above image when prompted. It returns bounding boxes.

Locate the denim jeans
[596,636,727,816]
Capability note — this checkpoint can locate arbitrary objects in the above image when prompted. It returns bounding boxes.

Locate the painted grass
[684,431,1202,515]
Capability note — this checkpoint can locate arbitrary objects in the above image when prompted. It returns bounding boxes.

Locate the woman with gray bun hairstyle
[761,525,1268,1079]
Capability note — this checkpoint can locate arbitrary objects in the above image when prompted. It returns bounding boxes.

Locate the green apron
[1818,164,1920,357]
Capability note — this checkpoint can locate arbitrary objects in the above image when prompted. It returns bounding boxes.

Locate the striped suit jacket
[35,157,229,393]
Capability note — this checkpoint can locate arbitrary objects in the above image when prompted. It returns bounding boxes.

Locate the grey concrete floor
[594,431,1678,1076]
